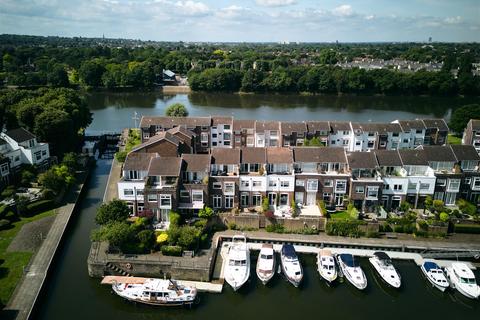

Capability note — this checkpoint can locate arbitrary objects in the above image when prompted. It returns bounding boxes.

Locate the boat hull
[112,285,197,307]
[337,257,367,290]
[369,258,401,289]
[420,265,448,292]
[280,258,302,287]
[445,267,480,299]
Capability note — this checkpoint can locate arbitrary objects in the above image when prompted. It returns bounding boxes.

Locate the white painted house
[0,128,50,168]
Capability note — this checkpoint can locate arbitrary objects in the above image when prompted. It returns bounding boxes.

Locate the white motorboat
[111,278,197,306]
[256,244,276,285]
[316,249,337,284]
[445,262,480,299]
[420,261,449,292]
[280,244,303,287]
[224,235,250,291]
[337,253,367,290]
[368,252,401,289]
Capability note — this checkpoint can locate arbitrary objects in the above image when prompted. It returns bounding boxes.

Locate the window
[160,194,171,207]
[343,131,349,135]
[367,141,374,148]
[212,141,217,146]
[323,193,331,202]
[403,139,409,144]
[224,182,235,195]
[270,130,278,136]
[253,194,262,206]
[367,186,379,198]
[419,183,430,191]
[42,150,47,156]
[436,179,446,186]
[296,179,305,187]
[14,156,20,162]
[180,190,190,200]
[246,137,254,146]
[280,180,290,188]
[124,189,134,196]
[306,179,318,191]
[201,133,209,143]
[331,140,336,145]
[324,180,333,187]
[212,133,218,138]
[342,139,349,146]
[35,151,42,161]
[235,137,241,143]
[223,133,231,141]
[393,184,403,191]
[240,193,249,206]
[268,180,277,187]
[0,163,8,175]
[447,179,460,192]
[465,177,471,185]
[147,194,157,202]
[240,180,250,188]
[392,132,399,137]
[408,183,417,190]
[355,141,361,146]
[415,129,423,134]
[355,186,364,193]
[213,195,222,208]
[213,182,222,189]
[384,184,390,190]
[224,124,231,130]
[335,180,347,192]
[192,190,203,202]
[473,177,480,190]
[128,170,139,180]
[224,195,234,208]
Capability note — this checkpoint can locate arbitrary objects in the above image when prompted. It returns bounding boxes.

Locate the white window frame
[224,182,235,195]
[212,195,222,209]
[213,182,222,189]
[224,195,234,208]
[160,194,171,208]
[355,186,364,194]
[191,190,203,203]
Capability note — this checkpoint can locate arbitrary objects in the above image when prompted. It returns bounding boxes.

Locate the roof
[255,120,279,131]
[163,69,175,77]
[212,116,233,126]
[374,150,402,167]
[422,146,457,162]
[398,149,428,166]
[181,154,211,172]
[280,122,307,135]
[166,126,195,138]
[211,148,240,165]
[233,119,255,131]
[140,116,211,128]
[468,119,480,131]
[281,244,297,259]
[347,152,378,169]
[241,147,266,163]
[330,121,351,132]
[0,138,7,146]
[422,119,449,131]
[306,121,330,133]
[450,145,480,161]
[338,253,359,267]
[352,122,402,134]
[148,157,182,176]
[266,147,293,164]
[131,132,180,152]
[293,147,347,163]
[397,119,426,131]
[5,128,36,143]
[123,153,157,171]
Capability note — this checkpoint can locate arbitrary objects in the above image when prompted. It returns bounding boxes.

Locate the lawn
[447,134,462,145]
[329,210,355,220]
[0,210,56,307]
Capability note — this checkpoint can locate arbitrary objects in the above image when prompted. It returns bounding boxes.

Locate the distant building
[0,128,50,170]
[463,119,480,155]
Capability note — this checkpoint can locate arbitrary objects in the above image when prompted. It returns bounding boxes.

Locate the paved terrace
[4,170,89,320]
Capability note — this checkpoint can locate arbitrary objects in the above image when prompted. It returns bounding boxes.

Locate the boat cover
[373,251,391,261]
[423,261,440,271]
[339,254,359,267]
[281,244,297,259]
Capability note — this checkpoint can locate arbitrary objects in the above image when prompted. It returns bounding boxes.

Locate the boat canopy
[339,254,359,267]
[281,244,297,259]
[423,261,440,271]
[373,251,391,262]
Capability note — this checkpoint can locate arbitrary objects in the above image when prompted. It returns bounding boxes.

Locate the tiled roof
[266,147,293,164]
[306,121,330,133]
[255,121,280,131]
[294,147,347,163]
[5,128,36,143]
[330,121,351,132]
[468,119,480,131]
[212,116,233,126]
[280,122,307,135]
[241,147,266,164]
[211,148,240,165]
[422,146,457,162]
[181,154,211,172]
[167,126,195,138]
[140,116,211,128]
[148,157,182,176]
[233,119,255,131]
[398,149,428,166]
[374,150,402,167]
[397,119,426,131]
[131,132,180,152]
[450,145,480,161]
[347,152,378,169]
[123,153,157,171]
[422,119,449,131]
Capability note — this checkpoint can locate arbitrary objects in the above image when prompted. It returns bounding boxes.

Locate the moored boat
[111,278,197,306]
[420,261,449,292]
[317,249,337,284]
[337,253,367,290]
[256,244,276,285]
[224,235,250,291]
[445,262,480,299]
[280,244,303,287]
[368,252,401,289]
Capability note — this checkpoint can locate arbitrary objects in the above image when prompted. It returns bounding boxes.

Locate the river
[84,91,478,134]
[33,92,480,319]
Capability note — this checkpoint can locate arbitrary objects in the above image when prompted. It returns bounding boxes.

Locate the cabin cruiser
[420,261,449,292]
[368,252,401,289]
[280,244,303,287]
[111,278,197,306]
[337,254,367,290]
[316,249,337,284]
[224,235,250,291]
[445,262,480,299]
[256,244,276,285]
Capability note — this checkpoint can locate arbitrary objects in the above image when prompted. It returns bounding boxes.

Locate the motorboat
[445,262,480,299]
[256,244,276,285]
[316,249,337,284]
[280,244,303,287]
[368,252,401,289]
[224,235,250,291]
[420,261,449,292]
[337,253,367,290]
[111,278,197,306]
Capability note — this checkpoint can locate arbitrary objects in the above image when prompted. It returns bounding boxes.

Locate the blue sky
[0,0,478,42]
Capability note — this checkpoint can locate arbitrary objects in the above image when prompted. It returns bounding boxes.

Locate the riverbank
[2,166,91,320]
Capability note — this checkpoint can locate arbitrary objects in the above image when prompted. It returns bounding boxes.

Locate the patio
[298,204,322,217]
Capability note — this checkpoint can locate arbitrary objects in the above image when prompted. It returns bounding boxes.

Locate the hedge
[25,199,55,216]
[454,224,480,234]
[0,204,10,219]
[326,220,366,238]
[161,245,182,256]
[0,218,11,230]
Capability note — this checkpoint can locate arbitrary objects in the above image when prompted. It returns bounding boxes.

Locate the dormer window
[29,140,35,148]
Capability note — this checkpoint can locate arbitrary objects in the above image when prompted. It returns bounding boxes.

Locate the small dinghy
[337,253,367,290]
[368,252,401,289]
[280,244,303,287]
[420,261,449,292]
[445,262,480,299]
[256,244,276,285]
[317,249,337,284]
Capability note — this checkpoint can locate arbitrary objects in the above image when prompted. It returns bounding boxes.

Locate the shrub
[417,220,428,231]
[1,186,16,199]
[25,199,54,216]
[0,204,10,219]
[227,222,237,230]
[198,206,215,219]
[137,229,156,252]
[95,199,130,225]
[169,211,181,227]
[439,212,450,223]
[265,223,285,233]
[115,150,127,163]
[193,219,207,229]
[399,201,410,212]
[414,230,429,238]
[432,200,444,212]
[167,226,181,245]
[0,218,11,230]
[156,233,168,244]
[91,221,134,249]
[454,224,480,234]
[41,188,56,200]
[161,245,183,256]
[262,196,269,213]
[366,231,380,238]
[347,203,359,219]
[318,200,327,216]
[177,226,201,250]
[457,199,477,216]
[326,220,365,237]
[393,225,404,233]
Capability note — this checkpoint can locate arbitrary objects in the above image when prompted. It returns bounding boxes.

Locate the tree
[177,226,201,250]
[91,221,134,248]
[449,104,480,133]
[34,108,75,156]
[198,206,215,219]
[165,103,189,117]
[78,60,105,87]
[38,167,66,194]
[47,64,69,87]
[137,229,156,252]
[95,199,131,225]
[61,152,78,172]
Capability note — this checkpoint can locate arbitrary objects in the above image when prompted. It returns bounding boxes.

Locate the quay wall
[219,212,327,231]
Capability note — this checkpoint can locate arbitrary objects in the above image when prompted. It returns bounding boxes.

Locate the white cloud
[174,1,210,17]
[365,15,375,20]
[255,0,296,7]
[332,4,353,17]
[444,16,462,24]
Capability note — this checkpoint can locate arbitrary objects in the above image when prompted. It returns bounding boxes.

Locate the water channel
[33,92,479,319]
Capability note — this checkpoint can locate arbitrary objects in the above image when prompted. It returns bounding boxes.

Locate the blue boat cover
[339,254,359,267]
[281,244,297,259]
[423,261,439,271]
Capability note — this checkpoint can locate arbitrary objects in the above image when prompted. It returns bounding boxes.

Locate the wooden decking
[101,276,223,293]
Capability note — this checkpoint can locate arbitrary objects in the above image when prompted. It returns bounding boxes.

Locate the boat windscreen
[373,251,391,261]
[281,244,297,259]
[423,261,440,271]
[339,254,359,267]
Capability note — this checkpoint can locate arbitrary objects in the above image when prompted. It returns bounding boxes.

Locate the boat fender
[474,254,480,260]
[126,263,132,269]
[311,225,317,230]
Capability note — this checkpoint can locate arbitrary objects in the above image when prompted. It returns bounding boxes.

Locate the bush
[156,233,168,244]
[227,222,237,230]
[137,229,156,252]
[366,231,380,238]
[95,199,130,225]
[439,212,450,223]
[378,222,392,233]
[417,220,428,231]
[347,203,359,219]
[161,245,183,256]
[432,200,445,212]
[399,201,410,212]
[265,223,285,233]
[1,186,16,199]
[318,200,327,216]
[25,199,54,216]
[115,150,127,163]
[169,211,181,227]
[0,204,10,219]
[326,220,365,237]
[457,199,477,216]
[177,226,201,250]
[41,188,56,200]
[0,218,11,230]
[454,224,480,234]
[262,196,269,213]
[198,206,215,219]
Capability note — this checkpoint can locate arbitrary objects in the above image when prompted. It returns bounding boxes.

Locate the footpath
[3,169,90,320]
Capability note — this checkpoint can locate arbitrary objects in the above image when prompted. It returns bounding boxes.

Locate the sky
[0,0,479,42]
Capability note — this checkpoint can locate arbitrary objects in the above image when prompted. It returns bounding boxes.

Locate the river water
[33,93,480,319]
